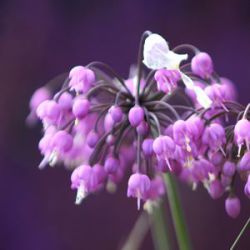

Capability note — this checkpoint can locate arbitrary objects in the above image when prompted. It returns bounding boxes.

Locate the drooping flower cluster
[28,31,250,218]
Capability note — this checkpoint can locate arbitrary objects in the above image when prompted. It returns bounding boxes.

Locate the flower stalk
[164,174,192,250]
[151,202,172,250]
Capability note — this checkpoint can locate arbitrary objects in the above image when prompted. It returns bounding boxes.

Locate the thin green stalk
[163,174,192,250]
[230,216,250,250]
[151,202,172,250]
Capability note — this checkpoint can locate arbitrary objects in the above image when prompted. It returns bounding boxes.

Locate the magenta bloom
[234,119,250,154]
[86,130,99,148]
[191,52,213,78]
[127,173,151,209]
[153,136,176,170]
[136,120,149,136]
[128,106,144,127]
[205,83,229,110]
[192,158,215,182]
[109,106,123,123]
[69,66,95,93]
[142,138,154,156]
[225,196,241,218]
[36,100,61,126]
[72,98,90,119]
[58,92,73,111]
[71,165,98,204]
[208,180,224,199]
[202,123,226,151]
[27,87,51,125]
[104,156,120,174]
[244,175,250,198]
[154,69,181,94]
[238,152,250,171]
[222,161,236,177]
[51,131,73,153]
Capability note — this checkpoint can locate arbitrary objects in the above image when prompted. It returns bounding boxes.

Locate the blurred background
[0,0,250,249]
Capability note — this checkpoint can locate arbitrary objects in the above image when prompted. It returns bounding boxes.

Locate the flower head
[29,31,246,218]
[127,173,151,209]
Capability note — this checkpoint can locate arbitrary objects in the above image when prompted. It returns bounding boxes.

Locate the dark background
[0,0,250,249]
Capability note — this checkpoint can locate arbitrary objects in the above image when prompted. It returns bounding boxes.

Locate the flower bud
[109,105,123,123]
[225,196,241,218]
[51,131,73,153]
[128,106,144,127]
[104,156,120,174]
[238,152,250,171]
[223,161,236,177]
[136,121,149,136]
[208,180,224,199]
[72,99,90,119]
[69,66,95,93]
[142,138,154,156]
[86,130,99,148]
[191,52,213,78]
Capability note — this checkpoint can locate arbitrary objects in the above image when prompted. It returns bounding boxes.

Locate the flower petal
[181,73,212,108]
[143,33,187,70]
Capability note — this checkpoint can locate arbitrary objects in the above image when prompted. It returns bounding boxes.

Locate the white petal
[144,33,170,54]
[143,33,169,69]
[164,51,188,69]
[181,73,212,108]
[193,86,212,108]
[143,33,187,70]
[180,72,195,89]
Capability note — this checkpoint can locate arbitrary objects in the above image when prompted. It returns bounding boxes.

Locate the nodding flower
[202,123,226,155]
[154,69,181,94]
[225,196,241,219]
[69,66,95,93]
[153,135,176,171]
[234,119,250,156]
[127,173,151,210]
[29,31,250,218]
[191,52,214,79]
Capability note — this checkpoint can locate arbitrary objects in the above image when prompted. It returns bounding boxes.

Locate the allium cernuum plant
[28,31,250,220]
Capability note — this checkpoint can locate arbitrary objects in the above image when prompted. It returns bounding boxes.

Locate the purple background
[0,0,250,249]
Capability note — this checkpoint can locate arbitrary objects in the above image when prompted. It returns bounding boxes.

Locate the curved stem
[141,69,156,96]
[163,174,192,250]
[243,103,250,119]
[172,44,200,54]
[53,86,71,101]
[135,31,152,104]
[148,112,161,135]
[94,106,111,132]
[136,134,142,172]
[145,101,180,120]
[86,82,118,97]
[87,61,133,97]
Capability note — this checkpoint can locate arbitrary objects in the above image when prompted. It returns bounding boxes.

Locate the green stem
[151,202,172,250]
[163,174,192,250]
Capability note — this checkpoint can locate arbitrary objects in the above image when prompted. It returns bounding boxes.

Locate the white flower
[143,33,188,70]
[143,33,212,108]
